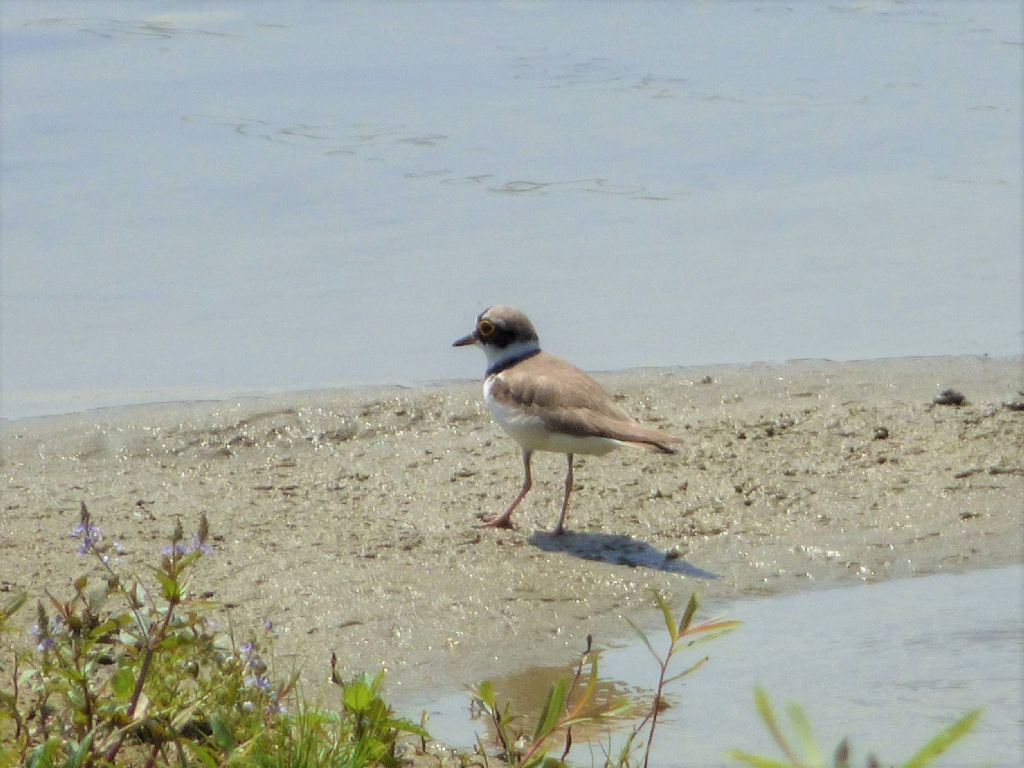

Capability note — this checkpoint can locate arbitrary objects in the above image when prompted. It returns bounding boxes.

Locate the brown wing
[492,352,680,453]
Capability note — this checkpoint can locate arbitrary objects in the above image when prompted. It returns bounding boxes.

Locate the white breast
[483,375,620,456]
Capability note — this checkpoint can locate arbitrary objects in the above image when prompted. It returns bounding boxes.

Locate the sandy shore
[2,356,1022,703]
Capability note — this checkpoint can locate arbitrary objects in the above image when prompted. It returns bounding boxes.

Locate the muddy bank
[2,356,1022,701]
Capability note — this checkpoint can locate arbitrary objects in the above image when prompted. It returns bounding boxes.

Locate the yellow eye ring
[478,319,495,337]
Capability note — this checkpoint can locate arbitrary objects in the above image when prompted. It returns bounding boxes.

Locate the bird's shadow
[528,530,719,579]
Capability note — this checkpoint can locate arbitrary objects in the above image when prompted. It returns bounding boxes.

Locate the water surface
[405,565,1024,767]
[2,2,1020,418]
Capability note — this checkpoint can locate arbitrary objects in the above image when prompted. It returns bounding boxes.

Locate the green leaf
[110,666,135,700]
[27,737,60,768]
[580,652,599,707]
[687,618,743,635]
[663,655,709,685]
[727,749,794,768]
[343,678,373,714]
[88,618,123,640]
[176,550,204,572]
[210,712,235,752]
[475,680,496,709]
[654,590,679,644]
[565,652,599,722]
[62,729,96,768]
[754,687,801,766]
[151,569,180,601]
[0,591,27,625]
[901,709,982,768]
[533,676,568,741]
[185,741,219,768]
[389,717,430,739]
[678,592,699,635]
[785,702,821,767]
[171,703,201,732]
[626,618,664,666]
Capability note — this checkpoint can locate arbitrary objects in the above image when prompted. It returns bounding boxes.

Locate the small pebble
[933,389,966,406]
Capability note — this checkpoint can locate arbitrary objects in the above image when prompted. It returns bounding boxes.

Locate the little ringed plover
[453,305,680,534]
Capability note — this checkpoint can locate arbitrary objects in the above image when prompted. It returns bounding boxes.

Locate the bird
[453,305,680,534]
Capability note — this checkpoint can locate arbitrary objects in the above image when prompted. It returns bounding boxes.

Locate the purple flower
[30,616,64,650]
[30,625,55,652]
[161,534,212,558]
[244,673,273,692]
[72,521,103,555]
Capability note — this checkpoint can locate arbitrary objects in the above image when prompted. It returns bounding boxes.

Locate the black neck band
[486,348,541,377]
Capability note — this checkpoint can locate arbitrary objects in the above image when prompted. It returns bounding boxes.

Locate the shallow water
[2,2,1021,418]
[403,565,1024,767]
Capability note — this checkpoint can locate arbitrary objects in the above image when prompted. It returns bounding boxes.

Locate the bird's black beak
[452,331,478,347]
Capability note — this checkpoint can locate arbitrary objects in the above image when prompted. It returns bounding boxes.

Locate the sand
[2,355,1022,704]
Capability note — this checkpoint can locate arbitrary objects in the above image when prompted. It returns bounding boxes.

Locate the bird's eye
[478,319,495,337]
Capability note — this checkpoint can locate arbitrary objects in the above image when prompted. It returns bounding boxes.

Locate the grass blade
[533,676,568,741]
[901,709,982,768]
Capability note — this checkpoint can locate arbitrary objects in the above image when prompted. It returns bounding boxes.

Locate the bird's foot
[477,514,515,530]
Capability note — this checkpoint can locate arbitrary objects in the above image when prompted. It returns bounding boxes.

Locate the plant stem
[10,654,24,741]
[103,592,180,763]
[643,650,673,768]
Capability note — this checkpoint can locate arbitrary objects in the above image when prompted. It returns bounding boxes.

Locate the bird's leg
[480,449,532,529]
[553,453,574,535]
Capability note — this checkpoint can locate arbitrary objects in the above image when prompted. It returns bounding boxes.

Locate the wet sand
[2,356,1022,702]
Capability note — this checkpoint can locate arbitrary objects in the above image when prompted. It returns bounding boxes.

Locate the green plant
[327,657,428,768]
[471,635,631,768]
[1,501,991,768]
[472,592,740,768]
[729,686,983,768]
[1,503,275,766]
[230,662,426,768]
[613,592,740,768]
[0,502,425,768]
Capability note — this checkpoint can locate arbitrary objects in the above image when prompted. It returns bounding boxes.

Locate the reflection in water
[472,654,647,751]
[413,565,1024,768]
